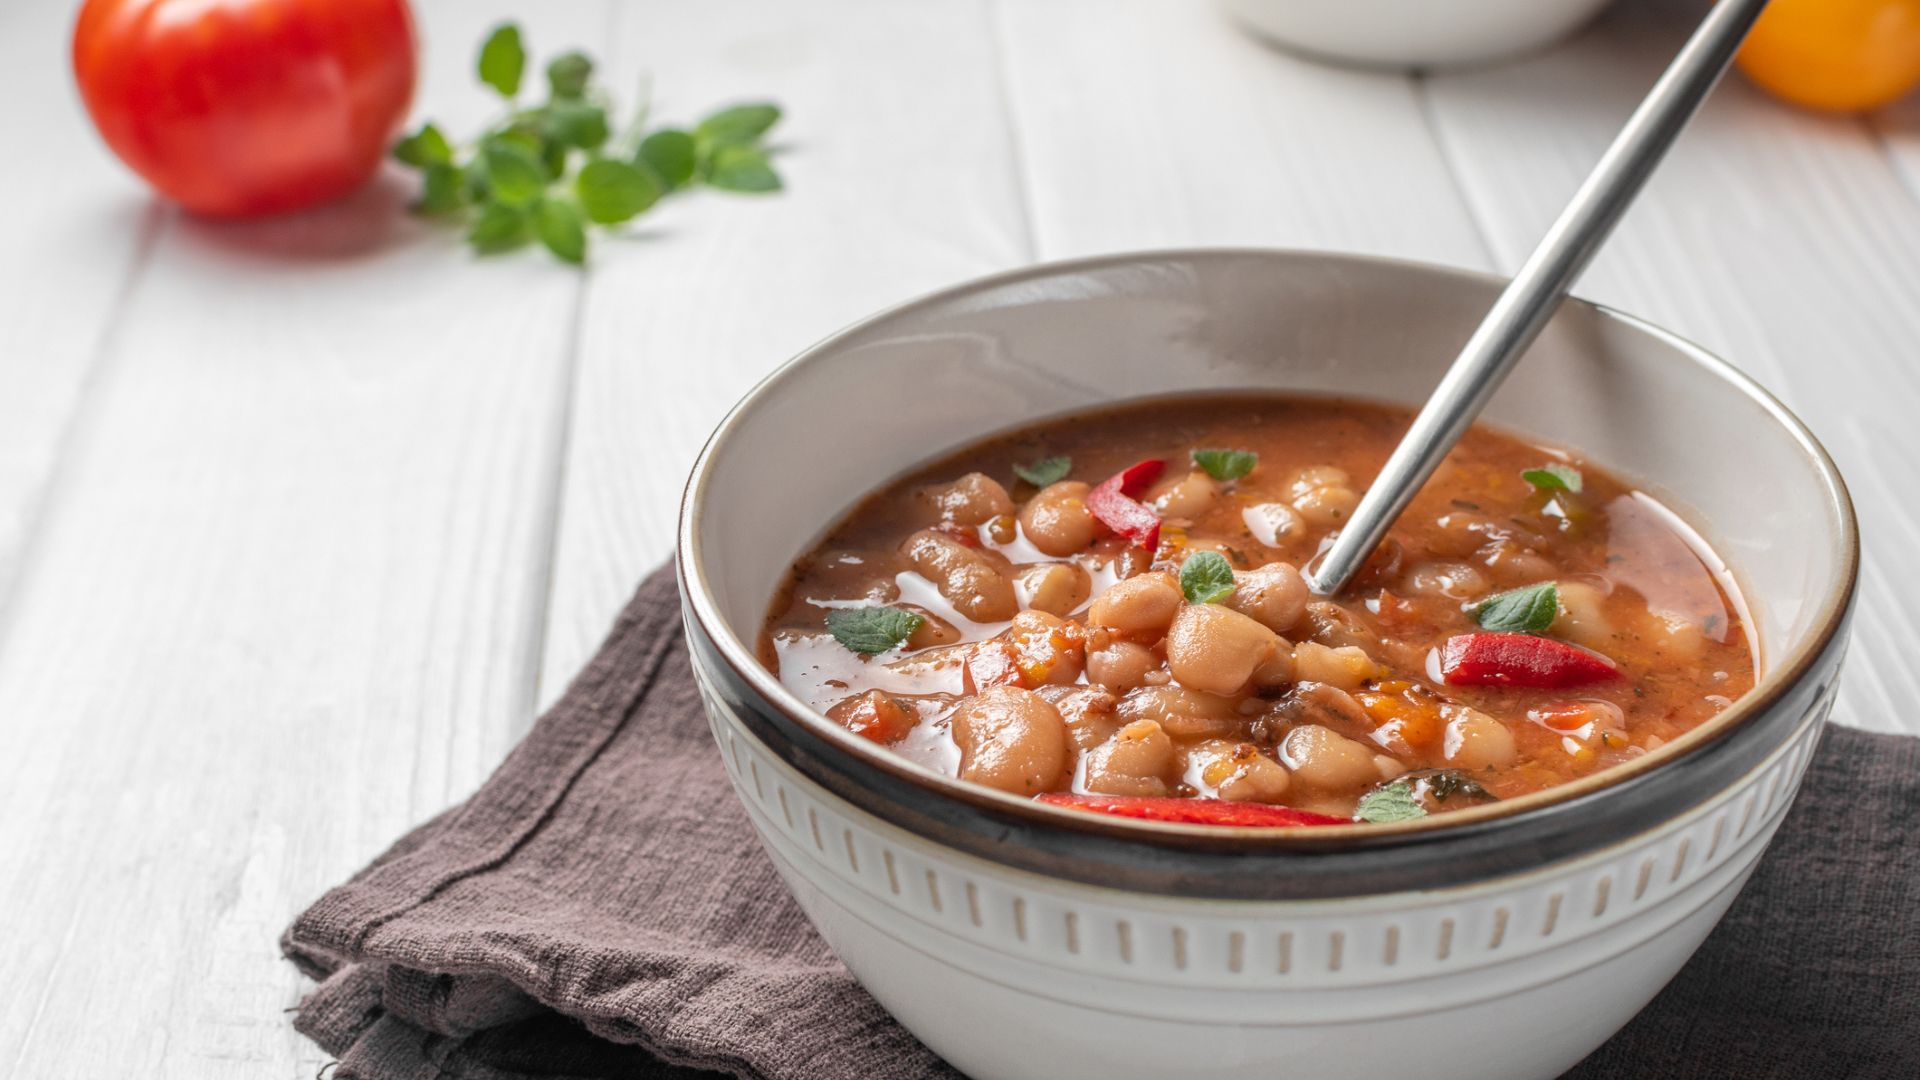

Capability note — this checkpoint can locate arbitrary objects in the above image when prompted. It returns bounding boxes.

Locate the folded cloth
[284,566,1920,1080]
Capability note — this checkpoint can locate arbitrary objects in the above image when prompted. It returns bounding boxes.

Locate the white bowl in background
[678,250,1856,1080]
[1219,0,1615,70]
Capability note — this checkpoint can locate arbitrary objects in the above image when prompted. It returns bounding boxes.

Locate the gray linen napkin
[283,567,1919,1079]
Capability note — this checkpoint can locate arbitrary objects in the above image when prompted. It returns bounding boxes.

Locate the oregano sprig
[392,22,786,264]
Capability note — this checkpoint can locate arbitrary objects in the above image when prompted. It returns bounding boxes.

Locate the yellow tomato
[1737,0,1920,112]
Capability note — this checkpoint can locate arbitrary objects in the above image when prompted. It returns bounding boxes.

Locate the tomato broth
[760,396,1755,826]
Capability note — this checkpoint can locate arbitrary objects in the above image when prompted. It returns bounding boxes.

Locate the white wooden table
[2,0,1915,1073]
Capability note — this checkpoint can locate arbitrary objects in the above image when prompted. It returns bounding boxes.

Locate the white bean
[952,687,1069,795]
[1148,470,1220,519]
[1228,561,1309,634]
[1292,641,1379,691]
[902,529,1017,622]
[1279,724,1380,792]
[1017,562,1091,617]
[1088,571,1182,635]
[1443,707,1517,770]
[1082,719,1175,797]
[1166,603,1282,696]
[1019,481,1096,556]
[1086,638,1158,693]
[921,472,1013,526]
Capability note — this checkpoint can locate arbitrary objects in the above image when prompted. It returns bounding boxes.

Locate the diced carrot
[826,690,918,744]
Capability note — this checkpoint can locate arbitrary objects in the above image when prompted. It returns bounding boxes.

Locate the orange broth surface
[760,396,1755,824]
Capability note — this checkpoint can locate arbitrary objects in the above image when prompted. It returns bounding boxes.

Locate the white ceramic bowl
[678,251,1855,1080]
[1219,0,1615,70]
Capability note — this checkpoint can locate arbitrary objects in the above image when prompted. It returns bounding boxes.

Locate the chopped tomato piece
[1006,615,1083,686]
[1086,459,1165,550]
[1036,793,1349,826]
[962,639,1028,694]
[826,690,918,744]
[1440,632,1619,689]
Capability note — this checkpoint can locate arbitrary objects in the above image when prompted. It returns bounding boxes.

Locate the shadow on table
[162,170,435,266]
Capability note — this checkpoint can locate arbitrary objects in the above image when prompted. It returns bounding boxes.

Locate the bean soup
[760,396,1755,827]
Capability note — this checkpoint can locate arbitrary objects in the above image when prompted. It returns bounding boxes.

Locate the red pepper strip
[1440,632,1620,689]
[1036,793,1349,827]
[962,640,1027,694]
[1086,458,1165,550]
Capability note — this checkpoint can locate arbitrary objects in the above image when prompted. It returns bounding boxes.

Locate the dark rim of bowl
[675,248,1860,897]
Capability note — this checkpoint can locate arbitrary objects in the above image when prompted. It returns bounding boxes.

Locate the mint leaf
[393,123,453,168]
[547,52,593,98]
[1472,582,1558,634]
[1356,780,1427,823]
[417,164,468,214]
[478,24,526,99]
[1179,551,1236,605]
[826,607,925,655]
[543,101,609,151]
[535,199,587,264]
[1522,463,1583,494]
[575,159,661,224]
[467,202,531,253]
[705,144,781,192]
[479,140,546,206]
[637,129,698,190]
[1012,456,1071,488]
[697,102,781,146]
[1192,448,1257,482]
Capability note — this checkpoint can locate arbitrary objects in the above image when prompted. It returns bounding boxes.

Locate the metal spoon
[1307,0,1773,596]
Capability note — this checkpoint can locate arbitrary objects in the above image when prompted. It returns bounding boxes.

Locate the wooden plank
[537,0,1031,699]
[993,0,1491,266]
[1423,0,1920,734]
[0,2,158,613]
[538,0,1492,693]
[0,1,609,1074]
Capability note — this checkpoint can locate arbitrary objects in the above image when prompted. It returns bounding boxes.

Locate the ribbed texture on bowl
[702,663,1827,993]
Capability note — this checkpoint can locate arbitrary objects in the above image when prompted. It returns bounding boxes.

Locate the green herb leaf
[546,51,593,98]
[637,129,698,189]
[534,199,587,264]
[705,144,782,193]
[393,123,454,168]
[697,102,782,146]
[479,140,547,206]
[478,24,527,99]
[1012,456,1071,488]
[407,24,787,266]
[575,159,661,225]
[825,606,925,655]
[1472,582,1559,634]
[1355,780,1427,823]
[1522,463,1583,494]
[543,101,610,152]
[1180,551,1237,605]
[466,202,532,253]
[1192,448,1257,482]
[417,164,469,214]
[487,124,549,179]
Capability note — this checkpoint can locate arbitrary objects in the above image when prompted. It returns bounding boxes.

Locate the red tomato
[72,0,418,217]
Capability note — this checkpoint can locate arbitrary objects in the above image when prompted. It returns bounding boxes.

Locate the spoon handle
[1307,0,1773,596]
